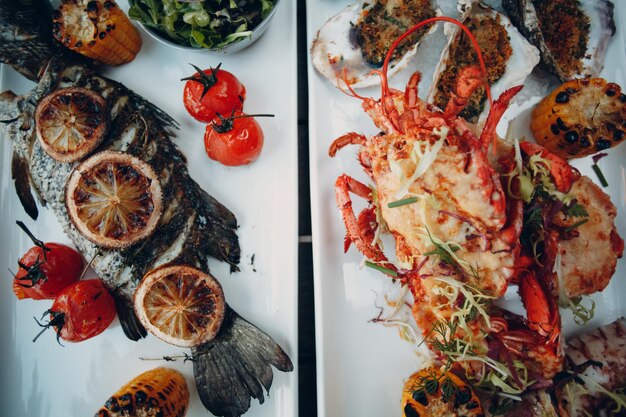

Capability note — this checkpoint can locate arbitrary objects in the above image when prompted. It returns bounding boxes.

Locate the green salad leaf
[128,0,276,49]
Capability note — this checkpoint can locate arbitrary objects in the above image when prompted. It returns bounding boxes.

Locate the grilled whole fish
[0,0,293,416]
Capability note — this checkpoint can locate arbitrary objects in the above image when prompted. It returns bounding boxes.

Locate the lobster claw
[519,141,579,193]
[519,270,560,345]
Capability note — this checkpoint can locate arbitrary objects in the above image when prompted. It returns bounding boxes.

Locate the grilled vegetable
[34,279,116,343]
[95,367,189,417]
[401,367,483,417]
[12,221,83,300]
[181,63,246,123]
[53,0,141,66]
[531,78,626,159]
[204,112,268,166]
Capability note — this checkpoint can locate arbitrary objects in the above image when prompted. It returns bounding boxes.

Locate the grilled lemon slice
[35,88,108,163]
[531,77,626,159]
[134,265,226,348]
[65,151,162,249]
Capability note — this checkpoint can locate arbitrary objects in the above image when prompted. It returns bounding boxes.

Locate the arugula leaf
[128,0,276,49]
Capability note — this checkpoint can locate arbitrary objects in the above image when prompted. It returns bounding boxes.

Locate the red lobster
[328,17,575,383]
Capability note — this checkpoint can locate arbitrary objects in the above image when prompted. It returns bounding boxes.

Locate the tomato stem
[32,310,66,346]
[210,112,274,134]
[181,63,222,100]
[16,221,50,260]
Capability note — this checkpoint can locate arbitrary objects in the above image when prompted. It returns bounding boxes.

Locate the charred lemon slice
[402,367,483,417]
[134,265,226,347]
[65,151,162,249]
[35,88,108,163]
[531,78,626,159]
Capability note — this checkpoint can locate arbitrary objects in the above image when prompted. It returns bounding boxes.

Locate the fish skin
[0,0,293,415]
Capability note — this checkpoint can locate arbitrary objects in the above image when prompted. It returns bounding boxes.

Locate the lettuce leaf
[128,0,275,49]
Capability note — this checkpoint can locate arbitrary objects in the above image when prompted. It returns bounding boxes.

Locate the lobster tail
[0,0,56,81]
[192,307,293,417]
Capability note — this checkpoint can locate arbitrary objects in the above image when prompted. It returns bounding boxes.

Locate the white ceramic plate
[307,1,626,416]
[0,1,297,416]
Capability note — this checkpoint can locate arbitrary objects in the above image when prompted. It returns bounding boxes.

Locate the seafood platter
[0,0,297,416]
[308,0,626,416]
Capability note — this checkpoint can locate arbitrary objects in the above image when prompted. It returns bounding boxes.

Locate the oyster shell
[502,0,615,81]
[310,0,438,89]
[427,0,540,124]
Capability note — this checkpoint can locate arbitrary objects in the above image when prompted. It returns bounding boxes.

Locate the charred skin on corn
[401,367,484,417]
[531,77,626,159]
[95,367,189,417]
[53,0,141,66]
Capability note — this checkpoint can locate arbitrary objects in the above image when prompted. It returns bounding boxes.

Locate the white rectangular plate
[0,1,298,416]
[307,1,626,416]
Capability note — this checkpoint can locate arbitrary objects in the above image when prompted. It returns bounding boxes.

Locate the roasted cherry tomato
[12,221,83,300]
[203,112,268,166]
[34,279,116,343]
[182,63,246,123]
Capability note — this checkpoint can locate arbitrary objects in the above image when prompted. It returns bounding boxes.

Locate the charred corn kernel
[531,77,626,159]
[53,0,141,66]
[401,367,483,417]
[95,367,189,417]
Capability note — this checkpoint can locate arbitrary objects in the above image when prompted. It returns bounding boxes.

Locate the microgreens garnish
[562,295,595,325]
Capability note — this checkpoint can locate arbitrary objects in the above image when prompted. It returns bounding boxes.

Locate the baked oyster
[502,0,615,81]
[310,0,437,89]
[427,0,540,124]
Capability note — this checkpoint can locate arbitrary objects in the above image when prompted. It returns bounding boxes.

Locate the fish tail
[191,307,293,417]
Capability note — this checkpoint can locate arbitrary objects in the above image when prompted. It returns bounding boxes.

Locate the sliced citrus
[134,265,226,347]
[35,88,108,163]
[65,151,162,249]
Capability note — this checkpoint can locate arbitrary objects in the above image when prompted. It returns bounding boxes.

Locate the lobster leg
[443,66,484,119]
[335,174,393,267]
[328,132,368,157]
[479,85,523,150]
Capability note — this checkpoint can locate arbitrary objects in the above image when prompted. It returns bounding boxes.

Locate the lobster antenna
[381,17,493,108]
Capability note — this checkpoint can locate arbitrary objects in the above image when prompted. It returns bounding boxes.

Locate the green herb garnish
[592,163,609,187]
[387,197,419,208]
[364,261,397,277]
[564,218,589,233]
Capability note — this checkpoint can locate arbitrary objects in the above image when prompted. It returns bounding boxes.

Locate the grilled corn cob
[53,0,141,66]
[95,367,189,417]
[531,78,626,159]
[401,367,483,417]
